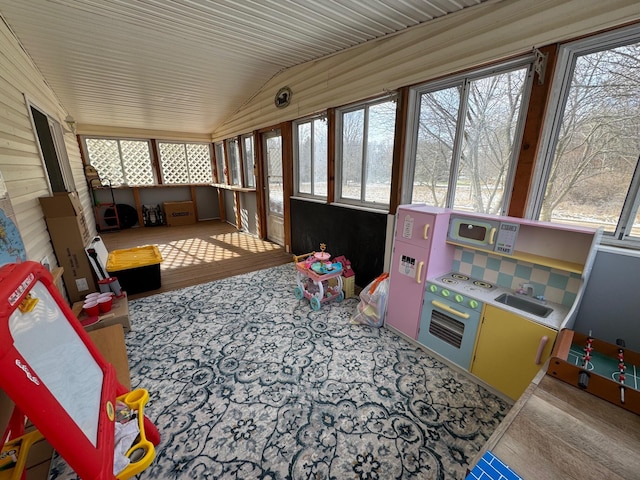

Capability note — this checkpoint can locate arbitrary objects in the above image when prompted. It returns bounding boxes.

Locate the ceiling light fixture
[64,115,77,134]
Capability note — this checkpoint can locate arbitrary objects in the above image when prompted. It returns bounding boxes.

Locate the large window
[158,142,213,184]
[533,25,640,246]
[241,134,256,188]
[84,138,154,186]
[214,142,226,184]
[225,139,241,186]
[403,58,534,214]
[336,97,396,209]
[294,115,327,199]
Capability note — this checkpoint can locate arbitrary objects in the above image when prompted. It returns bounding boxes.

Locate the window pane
[186,144,213,184]
[341,109,364,200]
[242,135,255,188]
[159,143,189,184]
[214,142,225,184]
[297,122,312,194]
[225,140,241,186]
[85,139,125,186]
[631,208,640,239]
[364,101,396,204]
[540,43,640,235]
[412,87,460,206]
[266,136,283,215]
[313,119,328,197]
[454,69,527,214]
[120,140,154,185]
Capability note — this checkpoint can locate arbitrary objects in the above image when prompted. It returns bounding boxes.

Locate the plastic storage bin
[106,245,163,295]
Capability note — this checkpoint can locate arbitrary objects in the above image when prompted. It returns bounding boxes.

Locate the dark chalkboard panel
[290,198,388,287]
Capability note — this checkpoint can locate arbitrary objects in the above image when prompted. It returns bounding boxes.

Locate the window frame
[530,23,640,248]
[293,113,328,200]
[27,98,76,193]
[157,141,213,185]
[241,134,256,188]
[335,94,398,211]
[81,136,155,187]
[401,55,536,214]
[214,142,226,184]
[225,138,242,186]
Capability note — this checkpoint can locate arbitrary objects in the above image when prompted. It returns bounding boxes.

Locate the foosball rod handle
[578,370,590,389]
[616,338,626,404]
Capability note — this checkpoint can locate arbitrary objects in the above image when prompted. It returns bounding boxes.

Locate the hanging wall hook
[533,47,548,85]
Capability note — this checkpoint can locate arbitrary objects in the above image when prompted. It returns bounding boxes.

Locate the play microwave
[448,215,520,255]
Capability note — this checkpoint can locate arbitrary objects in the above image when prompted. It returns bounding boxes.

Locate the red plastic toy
[0,261,160,479]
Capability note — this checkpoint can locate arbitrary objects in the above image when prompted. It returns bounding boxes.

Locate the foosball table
[547,328,640,415]
[468,328,640,479]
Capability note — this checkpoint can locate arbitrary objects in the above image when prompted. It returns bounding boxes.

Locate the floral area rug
[49,263,510,480]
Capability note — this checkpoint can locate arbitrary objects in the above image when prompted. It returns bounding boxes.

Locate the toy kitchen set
[386,204,601,400]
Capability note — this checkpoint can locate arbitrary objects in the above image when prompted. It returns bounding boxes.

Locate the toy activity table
[0,261,160,479]
[548,328,640,415]
[294,249,344,310]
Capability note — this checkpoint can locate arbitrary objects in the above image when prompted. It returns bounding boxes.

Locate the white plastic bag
[351,273,390,327]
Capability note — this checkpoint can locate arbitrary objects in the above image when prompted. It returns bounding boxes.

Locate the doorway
[28,103,75,193]
[261,129,285,246]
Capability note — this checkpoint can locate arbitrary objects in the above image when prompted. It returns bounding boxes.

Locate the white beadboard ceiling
[0,0,488,135]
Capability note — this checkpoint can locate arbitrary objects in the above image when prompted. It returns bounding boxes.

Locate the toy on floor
[351,273,390,327]
[293,244,344,310]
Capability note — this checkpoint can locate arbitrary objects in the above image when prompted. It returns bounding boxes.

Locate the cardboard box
[44,216,95,303]
[72,293,131,333]
[26,460,52,480]
[164,201,196,226]
[40,193,96,303]
[87,324,131,390]
[38,191,84,218]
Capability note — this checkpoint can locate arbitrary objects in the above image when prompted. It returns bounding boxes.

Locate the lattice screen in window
[186,144,213,183]
[85,139,154,186]
[159,143,189,184]
[159,143,212,184]
[85,139,125,186]
[120,141,154,185]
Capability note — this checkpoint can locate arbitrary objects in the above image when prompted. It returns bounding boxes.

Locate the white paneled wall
[0,17,95,267]
[212,0,640,140]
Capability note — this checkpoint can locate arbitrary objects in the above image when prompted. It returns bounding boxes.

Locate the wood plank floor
[99,220,293,300]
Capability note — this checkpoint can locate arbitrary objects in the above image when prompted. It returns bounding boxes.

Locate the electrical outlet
[41,256,51,271]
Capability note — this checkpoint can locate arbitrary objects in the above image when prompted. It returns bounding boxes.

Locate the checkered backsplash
[452,247,581,307]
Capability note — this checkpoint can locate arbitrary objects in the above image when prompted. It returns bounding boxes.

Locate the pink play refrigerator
[385,205,454,339]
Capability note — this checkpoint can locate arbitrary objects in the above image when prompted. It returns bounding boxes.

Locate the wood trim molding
[254,130,267,239]
[389,86,409,214]
[326,108,336,204]
[150,139,163,184]
[508,44,559,218]
[281,121,293,253]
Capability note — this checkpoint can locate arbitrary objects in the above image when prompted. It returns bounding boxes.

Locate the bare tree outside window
[341,109,364,200]
[296,117,327,197]
[339,98,396,206]
[540,42,640,240]
[413,87,460,206]
[456,70,526,214]
[409,64,529,214]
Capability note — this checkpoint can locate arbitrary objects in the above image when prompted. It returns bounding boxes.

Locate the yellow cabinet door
[471,305,557,400]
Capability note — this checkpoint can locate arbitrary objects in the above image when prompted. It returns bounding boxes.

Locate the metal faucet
[520,283,534,297]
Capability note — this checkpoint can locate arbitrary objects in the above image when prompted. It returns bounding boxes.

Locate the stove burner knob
[454,294,463,303]
[469,299,479,309]
[429,285,438,293]
[441,289,450,297]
